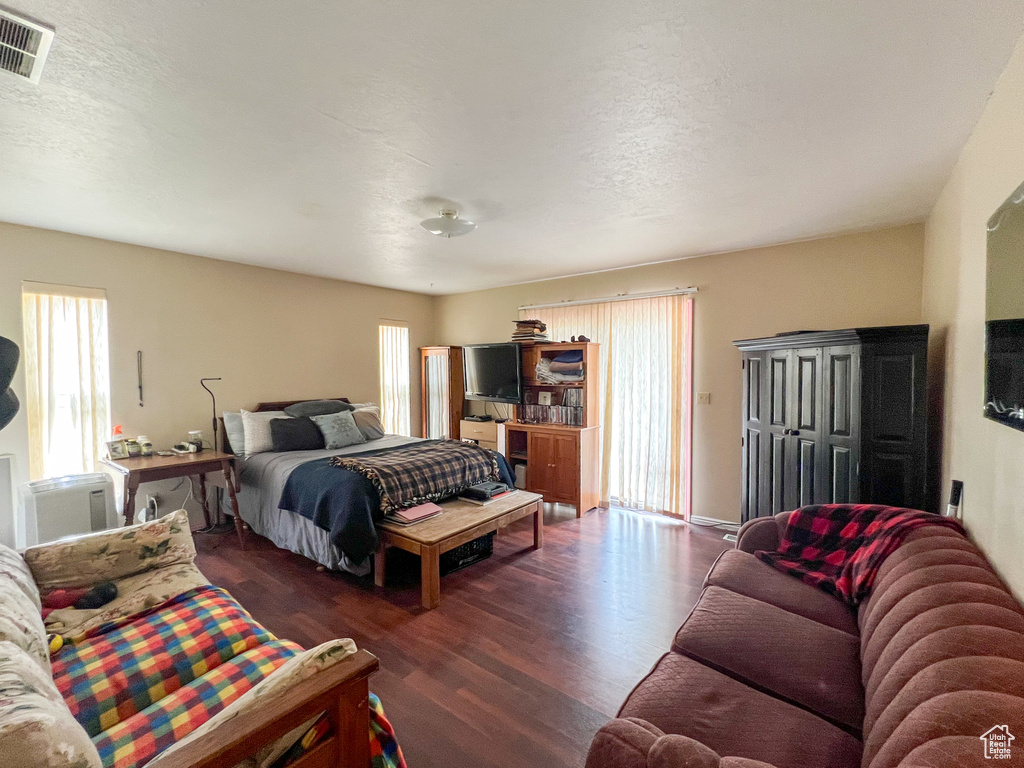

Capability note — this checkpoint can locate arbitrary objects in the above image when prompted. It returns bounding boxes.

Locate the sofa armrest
[586,719,779,768]
[735,518,779,553]
[149,648,379,768]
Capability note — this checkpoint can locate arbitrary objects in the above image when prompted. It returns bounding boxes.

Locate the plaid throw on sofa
[52,585,408,768]
[330,439,499,514]
[755,504,965,607]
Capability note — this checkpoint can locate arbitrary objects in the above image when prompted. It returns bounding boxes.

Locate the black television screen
[463,343,523,404]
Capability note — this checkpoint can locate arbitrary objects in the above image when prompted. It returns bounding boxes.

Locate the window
[378,322,411,436]
[522,294,694,518]
[21,282,112,479]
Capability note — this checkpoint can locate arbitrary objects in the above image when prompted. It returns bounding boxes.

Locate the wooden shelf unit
[507,342,601,517]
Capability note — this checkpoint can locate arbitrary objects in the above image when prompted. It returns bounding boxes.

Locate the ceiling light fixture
[420,209,476,238]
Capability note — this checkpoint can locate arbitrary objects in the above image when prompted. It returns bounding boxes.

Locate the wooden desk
[376,490,542,609]
[101,450,244,545]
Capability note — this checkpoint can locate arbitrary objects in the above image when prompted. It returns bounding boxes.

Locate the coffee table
[375,490,543,609]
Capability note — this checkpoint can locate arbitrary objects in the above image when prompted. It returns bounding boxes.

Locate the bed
[220,399,512,576]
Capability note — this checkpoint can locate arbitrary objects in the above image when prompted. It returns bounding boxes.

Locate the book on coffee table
[387,502,443,525]
[457,490,513,506]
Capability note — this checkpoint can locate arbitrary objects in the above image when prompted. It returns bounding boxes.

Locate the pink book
[394,502,443,522]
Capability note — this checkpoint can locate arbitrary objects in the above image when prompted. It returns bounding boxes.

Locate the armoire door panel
[796,353,818,431]
[770,433,786,514]
[863,452,915,508]
[797,439,816,507]
[746,357,762,423]
[830,446,853,504]
[829,354,853,437]
[743,429,761,518]
[769,355,789,427]
[870,354,915,444]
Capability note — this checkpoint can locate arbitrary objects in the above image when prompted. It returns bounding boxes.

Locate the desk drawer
[460,420,498,442]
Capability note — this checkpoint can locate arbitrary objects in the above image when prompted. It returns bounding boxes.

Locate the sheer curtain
[22,283,112,480]
[378,323,411,436]
[522,295,693,518]
[423,353,450,439]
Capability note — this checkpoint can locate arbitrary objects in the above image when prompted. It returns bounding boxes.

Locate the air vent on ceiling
[0,7,53,84]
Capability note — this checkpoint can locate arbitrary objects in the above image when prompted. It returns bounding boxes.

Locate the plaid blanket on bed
[755,504,965,607]
[330,439,499,514]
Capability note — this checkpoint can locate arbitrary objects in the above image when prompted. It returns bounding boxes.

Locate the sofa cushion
[0,641,102,768]
[91,638,301,768]
[25,509,197,592]
[704,549,858,635]
[618,651,862,768]
[53,585,278,737]
[672,586,863,733]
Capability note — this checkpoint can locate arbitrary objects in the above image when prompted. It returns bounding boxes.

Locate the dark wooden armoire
[734,325,929,522]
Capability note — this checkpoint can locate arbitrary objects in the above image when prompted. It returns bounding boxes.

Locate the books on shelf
[386,502,443,525]
[518,404,584,426]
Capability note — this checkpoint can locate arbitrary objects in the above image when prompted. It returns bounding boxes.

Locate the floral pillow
[24,509,196,592]
[0,543,49,673]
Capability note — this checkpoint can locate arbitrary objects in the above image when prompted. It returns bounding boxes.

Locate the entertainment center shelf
[511,342,601,516]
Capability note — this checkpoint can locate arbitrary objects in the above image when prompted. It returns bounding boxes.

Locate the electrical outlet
[696,392,711,405]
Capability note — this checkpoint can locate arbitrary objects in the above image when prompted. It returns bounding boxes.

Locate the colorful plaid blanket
[51,585,406,768]
[330,438,499,514]
[755,504,965,607]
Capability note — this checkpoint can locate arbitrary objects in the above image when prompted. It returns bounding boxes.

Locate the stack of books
[512,319,549,342]
[386,502,443,525]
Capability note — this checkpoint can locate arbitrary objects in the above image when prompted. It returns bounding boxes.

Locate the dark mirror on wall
[985,179,1024,431]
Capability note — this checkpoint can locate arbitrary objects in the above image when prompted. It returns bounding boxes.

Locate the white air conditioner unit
[19,473,120,546]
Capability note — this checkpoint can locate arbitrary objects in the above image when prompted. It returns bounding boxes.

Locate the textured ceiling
[1,1,1022,294]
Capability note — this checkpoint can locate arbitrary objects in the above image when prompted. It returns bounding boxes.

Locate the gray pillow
[311,410,367,450]
[352,406,386,441]
[222,412,245,455]
[283,399,354,418]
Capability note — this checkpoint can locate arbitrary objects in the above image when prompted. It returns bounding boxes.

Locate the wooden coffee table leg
[533,503,543,549]
[421,544,441,609]
[374,542,387,588]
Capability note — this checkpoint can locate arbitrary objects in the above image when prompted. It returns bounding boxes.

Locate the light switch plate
[696,392,711,405]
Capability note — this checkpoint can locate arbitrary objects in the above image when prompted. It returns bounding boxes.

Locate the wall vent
[0,7,53,84]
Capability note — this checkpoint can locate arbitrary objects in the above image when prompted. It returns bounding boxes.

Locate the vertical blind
[522,294,693,517]
[22,283,112,480]
[378,323,411,436]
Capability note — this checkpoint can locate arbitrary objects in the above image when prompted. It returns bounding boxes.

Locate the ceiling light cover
[420,209,476,238]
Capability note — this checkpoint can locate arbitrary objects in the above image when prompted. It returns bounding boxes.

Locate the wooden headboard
[218,398,353,454]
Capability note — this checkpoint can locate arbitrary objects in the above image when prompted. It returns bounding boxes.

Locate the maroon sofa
[586,511,1024,768]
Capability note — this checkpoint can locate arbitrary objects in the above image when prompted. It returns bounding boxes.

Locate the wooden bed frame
[153,649,378,768]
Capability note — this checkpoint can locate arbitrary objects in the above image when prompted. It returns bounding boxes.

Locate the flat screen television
[463,343,523,404]
[985,319,1024,431]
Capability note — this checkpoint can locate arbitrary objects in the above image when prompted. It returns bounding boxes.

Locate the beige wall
[436,224,925,523]
[922,33,1024,598]
[0,223,434,523]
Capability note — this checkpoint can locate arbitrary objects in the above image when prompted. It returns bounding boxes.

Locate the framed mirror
[985,179,1024,431]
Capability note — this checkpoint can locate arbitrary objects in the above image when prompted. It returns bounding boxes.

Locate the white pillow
[240,410,287,456]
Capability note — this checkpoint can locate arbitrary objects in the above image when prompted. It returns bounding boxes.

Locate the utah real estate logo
[980,725,1015,760]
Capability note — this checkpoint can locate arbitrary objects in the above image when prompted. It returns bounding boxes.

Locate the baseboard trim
[689,515,741,531]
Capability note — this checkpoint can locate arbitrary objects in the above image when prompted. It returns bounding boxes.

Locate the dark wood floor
[193,505,731,768]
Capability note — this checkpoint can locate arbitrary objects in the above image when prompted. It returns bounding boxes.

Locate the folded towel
[548,360,584,373]
[553,350,584,364]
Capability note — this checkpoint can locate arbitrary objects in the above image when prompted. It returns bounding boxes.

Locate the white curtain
[424,353,450,439]
[378,323,411,436]
[22,284,112,480]
[522,295,693,517]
